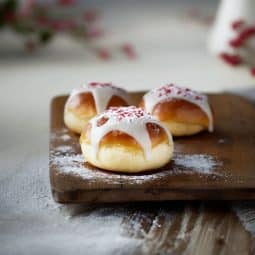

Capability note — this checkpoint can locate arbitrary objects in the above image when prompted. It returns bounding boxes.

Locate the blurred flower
[251,67,255,76]
[97,48,111,60]
[220,20,255,77]
[0,0,136,61]
[83,10,99,23]
[87,28,103,39]
[121,43,136,59]
[0,0,102,49]
[57,0,76,6]
[25,39,37,52]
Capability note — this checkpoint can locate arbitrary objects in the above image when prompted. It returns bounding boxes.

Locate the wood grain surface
[49,92,255,203]
[120,201,255,255]
[61,201,255,255]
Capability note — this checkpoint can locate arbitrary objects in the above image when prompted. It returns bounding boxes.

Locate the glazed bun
[64,82,131,133]
[140,84,213,136]
[80,106,174,173]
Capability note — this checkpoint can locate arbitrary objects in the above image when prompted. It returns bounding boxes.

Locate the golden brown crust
[79,106,174,172]
[81,122,169,152]
[140,98,209,128]
[146,123,169,147]
[107,95,129,108]
[67,92,97,117]
[67,93,130,118]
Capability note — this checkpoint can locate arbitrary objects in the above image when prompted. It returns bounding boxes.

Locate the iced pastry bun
[80,106,174,173]
[140,84,213,136]
[64,82,131,133]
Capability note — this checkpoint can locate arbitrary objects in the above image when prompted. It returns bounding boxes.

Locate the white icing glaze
[87,106,173,160]
[143,84,213,132]
[66,82,131,113]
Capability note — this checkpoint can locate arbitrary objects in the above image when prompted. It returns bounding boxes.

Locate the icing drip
[88,106,173,160]
[143,84,213,132]
[67,82,131,113]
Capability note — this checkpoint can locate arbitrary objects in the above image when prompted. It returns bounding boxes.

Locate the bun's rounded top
[66,82,131,113]
[85,106,173,159]
[143,83,213,132]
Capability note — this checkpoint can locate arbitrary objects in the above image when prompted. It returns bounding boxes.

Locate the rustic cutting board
[49,92,255,203]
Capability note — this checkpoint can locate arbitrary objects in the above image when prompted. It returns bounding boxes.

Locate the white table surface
[0,1,255,254]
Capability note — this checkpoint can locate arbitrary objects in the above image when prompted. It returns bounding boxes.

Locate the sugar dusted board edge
[50,92,255,203]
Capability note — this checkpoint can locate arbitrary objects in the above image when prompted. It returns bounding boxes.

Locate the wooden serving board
[50,92,255,203]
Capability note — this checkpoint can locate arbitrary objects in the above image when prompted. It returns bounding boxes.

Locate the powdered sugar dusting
[50,142,222,185]
[232,202,255,236]
[61,134,71,141]
[50,127,72,142]
[174,154,222,174]
[0,138,142,255]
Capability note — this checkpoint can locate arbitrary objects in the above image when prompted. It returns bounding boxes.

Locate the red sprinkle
[219,53,242,66]
[154,84,205,102]
[89,82,112,88]
[107,106,146,120]
[157,84,174,96]
[88,82,126,93]
[195,96,202,100]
